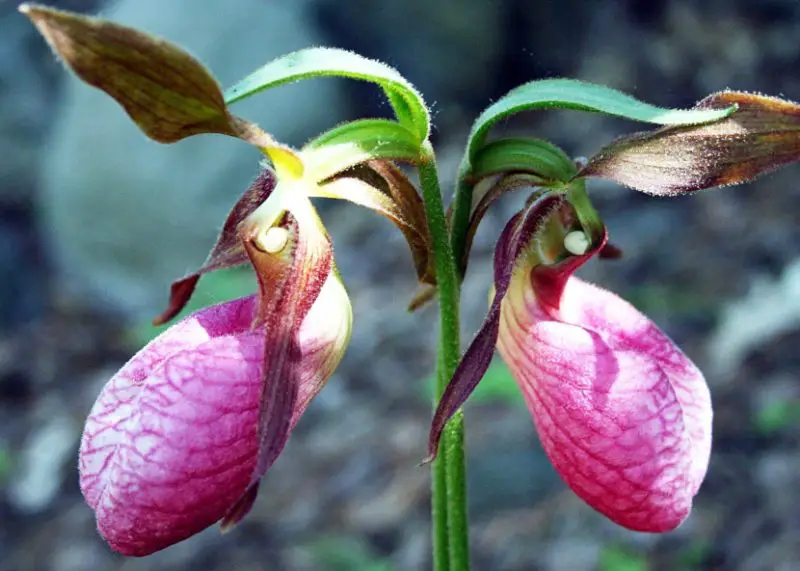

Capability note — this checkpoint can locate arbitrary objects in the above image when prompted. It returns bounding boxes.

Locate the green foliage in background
[300,536,397,571]
[754,399,800,435]
[423,360,524,407]
[599,545,648,571]
[676,539,713,569]
[625,284,718,318]
[129,268,257,346]
[0,444,12,485]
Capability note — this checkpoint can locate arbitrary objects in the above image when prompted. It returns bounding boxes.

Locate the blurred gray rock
[7,407,78,513]
[0,7,51,204]
[39,0,347,316]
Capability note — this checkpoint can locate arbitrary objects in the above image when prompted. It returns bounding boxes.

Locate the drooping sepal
[219,482,260,533]
[153,169,277,325]
[221,194,346,525]
[427,193,567,460]
[219,260,351,531]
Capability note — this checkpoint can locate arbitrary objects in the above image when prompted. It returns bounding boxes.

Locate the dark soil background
[1,1,798,570]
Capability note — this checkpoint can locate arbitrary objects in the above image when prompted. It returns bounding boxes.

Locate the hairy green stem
[418,141,469,571]
[449,163,474,276]
[432,351,450,571]
[443,411,468,565]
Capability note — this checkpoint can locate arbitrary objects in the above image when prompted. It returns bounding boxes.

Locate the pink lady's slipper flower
[79,170,352,555]
[428,193,712,532]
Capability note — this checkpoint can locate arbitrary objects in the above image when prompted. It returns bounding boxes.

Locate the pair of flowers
[79,163,711,555]
[29,2,799,559]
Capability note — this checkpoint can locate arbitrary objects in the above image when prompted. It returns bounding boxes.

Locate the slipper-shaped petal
[497,261,712,532]
[79,263,351,555]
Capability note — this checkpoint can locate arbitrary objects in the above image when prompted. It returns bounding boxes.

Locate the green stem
[449,163,474,277]
[418,141,470,571]
[443,411,468,565]
[432,351,450,571]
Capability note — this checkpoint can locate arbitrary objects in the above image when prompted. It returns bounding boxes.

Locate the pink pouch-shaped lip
[498,275,712,532]
[79,296,263,556]
[81,258,352,556]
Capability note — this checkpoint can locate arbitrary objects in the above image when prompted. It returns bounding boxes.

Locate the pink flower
[79,170,352,555]
[429,194,712,532]
[79,296,264,556]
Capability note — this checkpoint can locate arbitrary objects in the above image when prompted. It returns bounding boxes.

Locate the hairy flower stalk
[429,193,713,532]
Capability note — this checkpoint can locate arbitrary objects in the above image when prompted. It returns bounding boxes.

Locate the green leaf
[224,48,429,143]
[466,78,737,164]
[470,137,577,183]
[303,119,422,181]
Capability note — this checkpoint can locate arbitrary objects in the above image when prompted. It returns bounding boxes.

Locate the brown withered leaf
[579,91,800,195]
[21,3,234,143]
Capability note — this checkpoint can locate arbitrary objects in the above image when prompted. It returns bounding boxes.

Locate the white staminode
[564,231,590,256]
[258,226,289,253]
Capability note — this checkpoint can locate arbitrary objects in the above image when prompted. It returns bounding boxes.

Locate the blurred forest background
[1,0,799,570]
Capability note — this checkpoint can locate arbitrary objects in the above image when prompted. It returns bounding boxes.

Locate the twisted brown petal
[320,160,434,284]
[222,196,335,525]
[580,91,800,195]
[426,193,566,461]
[153,169,277,325]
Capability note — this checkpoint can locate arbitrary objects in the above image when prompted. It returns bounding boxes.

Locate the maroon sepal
[222,210,332,523]
[219,481,260,532]
[153,169,277,325]
[426,193,567,461]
